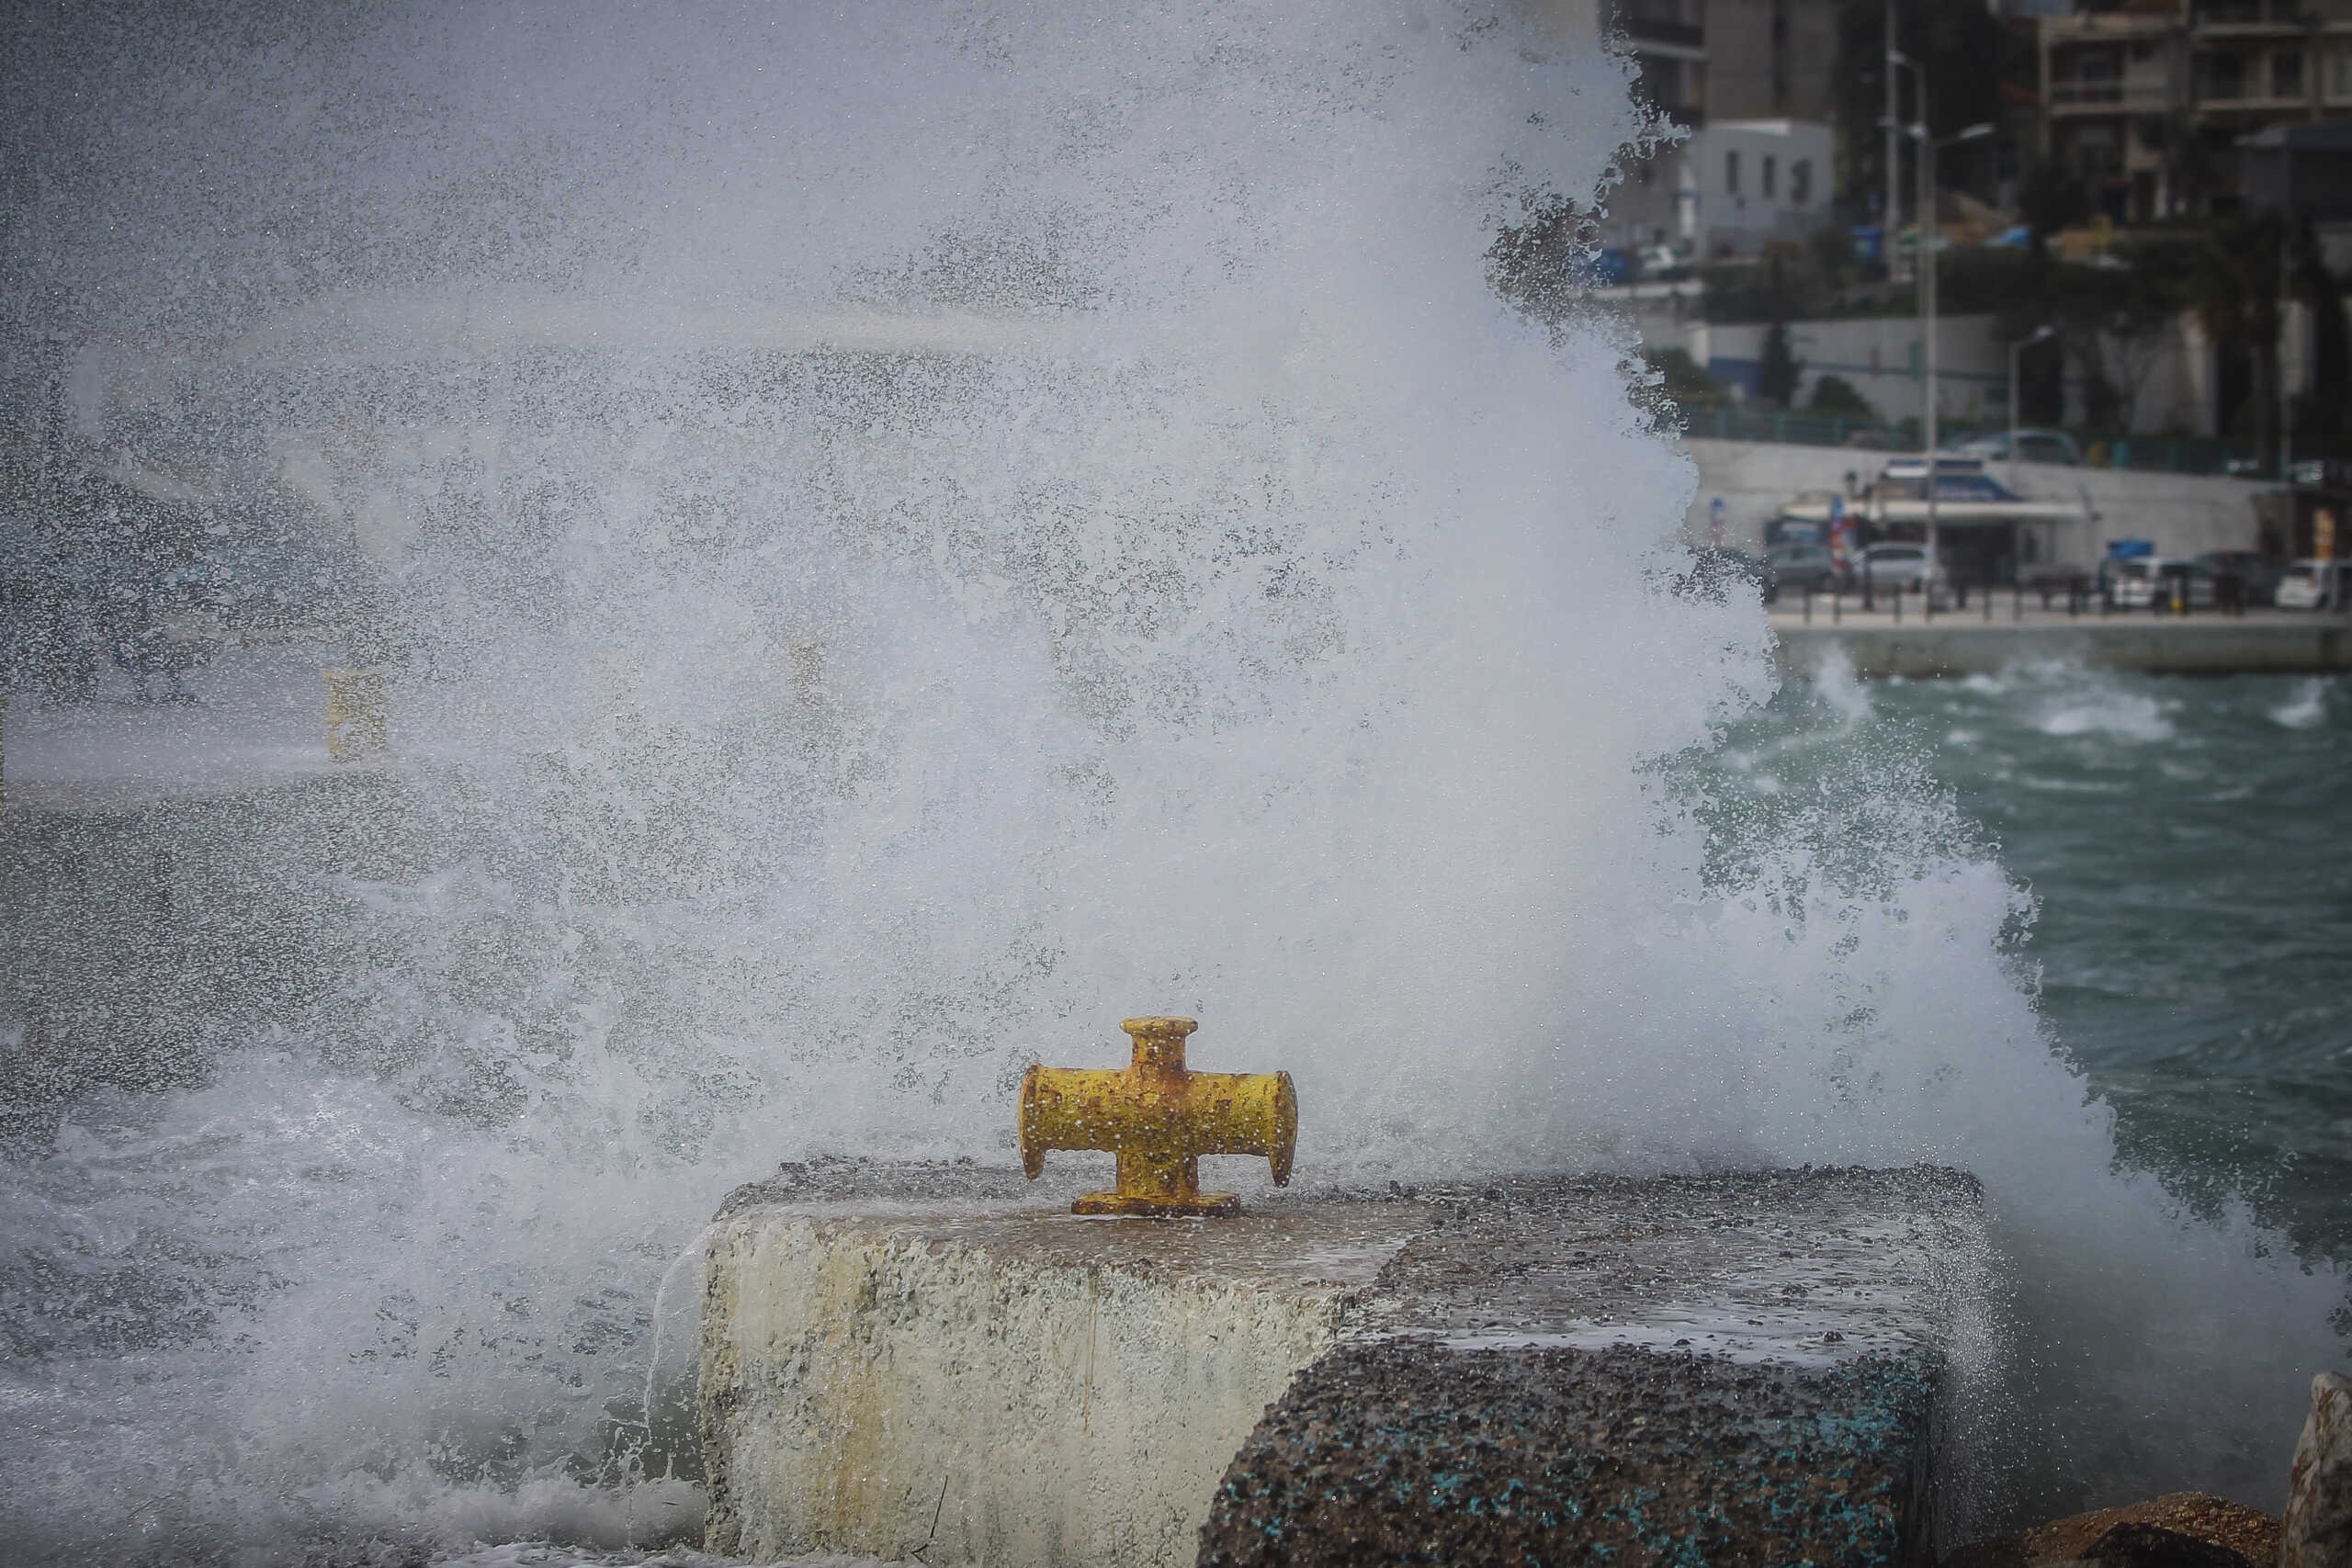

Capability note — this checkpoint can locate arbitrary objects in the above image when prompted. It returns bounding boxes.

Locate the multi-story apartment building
[1540,0,1840,255]
[1529,0,1838,130]
[2041,0,2352,220]
[1616,0,1711,124]
[1706,0,1840,122]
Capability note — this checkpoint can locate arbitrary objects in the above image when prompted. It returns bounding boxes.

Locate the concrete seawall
[1773,615,2351,678]
[698,1162,1404,1565]
[698,1159,1995,1567]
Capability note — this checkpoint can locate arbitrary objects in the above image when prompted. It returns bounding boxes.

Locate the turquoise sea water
[1705,662,2352,1275]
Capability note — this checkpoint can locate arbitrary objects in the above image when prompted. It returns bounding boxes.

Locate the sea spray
[0,2,2342,1561]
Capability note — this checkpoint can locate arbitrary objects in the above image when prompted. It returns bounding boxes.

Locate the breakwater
[1772,605,2350,677]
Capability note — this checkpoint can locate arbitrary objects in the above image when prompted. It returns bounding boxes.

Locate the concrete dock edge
[1774,618,2350,678]
[696,1161,1996,1568]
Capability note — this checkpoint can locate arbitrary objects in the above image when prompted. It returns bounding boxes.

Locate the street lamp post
[1922,121,1995,591]
[2010,323,2057,491]
[1884,0,1902,284]
[1888,75,1995,597]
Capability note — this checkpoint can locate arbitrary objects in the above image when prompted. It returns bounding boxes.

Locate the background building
[1609,118,1838,254]
[2039,0,2352,220]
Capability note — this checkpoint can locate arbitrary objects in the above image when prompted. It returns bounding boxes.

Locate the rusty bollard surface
[1019,1016,1296,1216]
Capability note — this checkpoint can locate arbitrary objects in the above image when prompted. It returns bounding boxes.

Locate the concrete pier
[697,1161,1992,1568]
[1772,607,2351,678]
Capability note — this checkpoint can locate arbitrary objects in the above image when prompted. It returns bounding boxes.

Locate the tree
[1758,320,1804,407]
[1810,375,1878,421]
[2018,164,2090,260]
[2292,220,2350,457]
[1831,0,2025,244]
[1997,243,2189,438]
[1755,254,1804,408]
[2184,216,2288,462]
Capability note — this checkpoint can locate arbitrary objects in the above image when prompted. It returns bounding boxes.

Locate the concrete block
[1203,1168,1993,1567]
[698,1159,1421,1565]
[697,1163,1991,1568]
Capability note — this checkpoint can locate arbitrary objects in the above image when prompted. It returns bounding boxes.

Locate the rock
[2070,1520,2255,1567]
[2281,1371,2352,1568]
[1941,1492,2280,1568]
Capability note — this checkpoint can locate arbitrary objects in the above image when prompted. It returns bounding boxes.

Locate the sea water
[0,3,2345,1562]
[1703,663,2352,1265]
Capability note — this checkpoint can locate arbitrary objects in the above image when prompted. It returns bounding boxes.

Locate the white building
[1608,119,1835,258]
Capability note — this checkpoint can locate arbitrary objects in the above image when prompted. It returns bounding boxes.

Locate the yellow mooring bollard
[1019,1016,1296,1216]
[322,670,389,762]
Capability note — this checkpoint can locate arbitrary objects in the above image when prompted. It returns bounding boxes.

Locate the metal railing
[2047,78,2176,107]
[2192,0,2304,27]
[1774,571,2271,624]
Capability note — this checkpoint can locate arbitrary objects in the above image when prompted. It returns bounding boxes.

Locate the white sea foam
[2270,677,2334,730]
[2035,694,2177,742]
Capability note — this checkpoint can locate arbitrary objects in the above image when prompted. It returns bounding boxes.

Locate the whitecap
[2270,678,2333,730]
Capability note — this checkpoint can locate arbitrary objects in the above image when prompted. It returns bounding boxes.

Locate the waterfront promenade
[1770,595,2352,677]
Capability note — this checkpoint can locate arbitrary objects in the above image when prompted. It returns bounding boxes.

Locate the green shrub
[1808,375,1877,421]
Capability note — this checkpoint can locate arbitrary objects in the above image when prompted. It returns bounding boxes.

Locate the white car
[2109,557,2214,610]
[2275,558,2352,611]
[1854,542,1948,595]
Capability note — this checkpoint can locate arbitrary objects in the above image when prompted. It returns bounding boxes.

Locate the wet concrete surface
[1202,1168,1988,1567]
[713,1156,1431,1291]
[1375,1167,1991,1364]
[701,1161,1991,1567]
[1198,1340,1936,1568]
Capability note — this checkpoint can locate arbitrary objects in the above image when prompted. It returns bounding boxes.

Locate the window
[1725,149,1741,195]
[2273,48,2303,100]
[1762,153,1778,199]
[2333,46,2352,99]
[2200,51,2245,101]
[1791,158,1812,206]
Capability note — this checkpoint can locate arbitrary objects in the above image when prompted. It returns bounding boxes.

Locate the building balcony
[2047,77,2179,110]
[2191,0,2312,31]
[1623,14,1705,50]
[2195,87,2316,108]
[2040,13,2180,45]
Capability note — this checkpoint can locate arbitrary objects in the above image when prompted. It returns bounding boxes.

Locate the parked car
[2192,550,2280,607]
[1766,541,1839,592]
[1854,542,1948,597]
[1950,428,2084,467]
[2109,556,2215,609]
[2275,558,2352,611]
[1636,243,1692,281]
